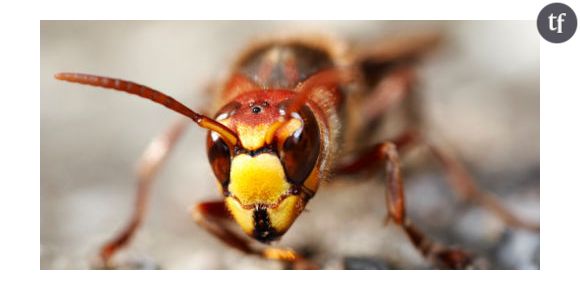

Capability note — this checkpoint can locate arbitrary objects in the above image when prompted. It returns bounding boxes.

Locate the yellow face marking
[236,118,302,151]
[275,118,302,141]
[224,197,254,235]
[264,118,302,144]
[267,195,302,234]
[303,167,321,193]
[236,124,270,151]
[228,153,291,206]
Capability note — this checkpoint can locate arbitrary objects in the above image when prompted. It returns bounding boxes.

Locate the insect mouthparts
[253,206,279,243]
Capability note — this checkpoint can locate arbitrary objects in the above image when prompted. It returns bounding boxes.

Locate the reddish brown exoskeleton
[55,32,539,269]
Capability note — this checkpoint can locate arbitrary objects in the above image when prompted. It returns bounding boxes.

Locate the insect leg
[337,129,539,232]
[354,33,537,232]
[335,139,473,269]
[98,118,190,268]
[353,31,442,68]
[410,131,540,232]
[192,200,319,269]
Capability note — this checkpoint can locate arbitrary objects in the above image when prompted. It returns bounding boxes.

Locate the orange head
[207,89,321,242]
[54,68,345,243]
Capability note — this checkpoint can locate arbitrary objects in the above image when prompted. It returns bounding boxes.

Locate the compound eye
[207,132,231,187]
[206,101,240,187]
[279,106,321,185]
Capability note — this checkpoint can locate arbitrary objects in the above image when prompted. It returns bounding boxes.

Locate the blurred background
[40,21,539,269]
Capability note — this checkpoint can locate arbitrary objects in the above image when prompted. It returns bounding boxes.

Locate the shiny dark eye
[279,106,321,185]
[206,102,240,187]
[207,132,231,187]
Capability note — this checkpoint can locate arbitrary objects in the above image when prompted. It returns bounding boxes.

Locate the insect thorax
[237,42,335,89]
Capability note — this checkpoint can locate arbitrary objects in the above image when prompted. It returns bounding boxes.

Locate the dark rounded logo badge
[538,2,577,43]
